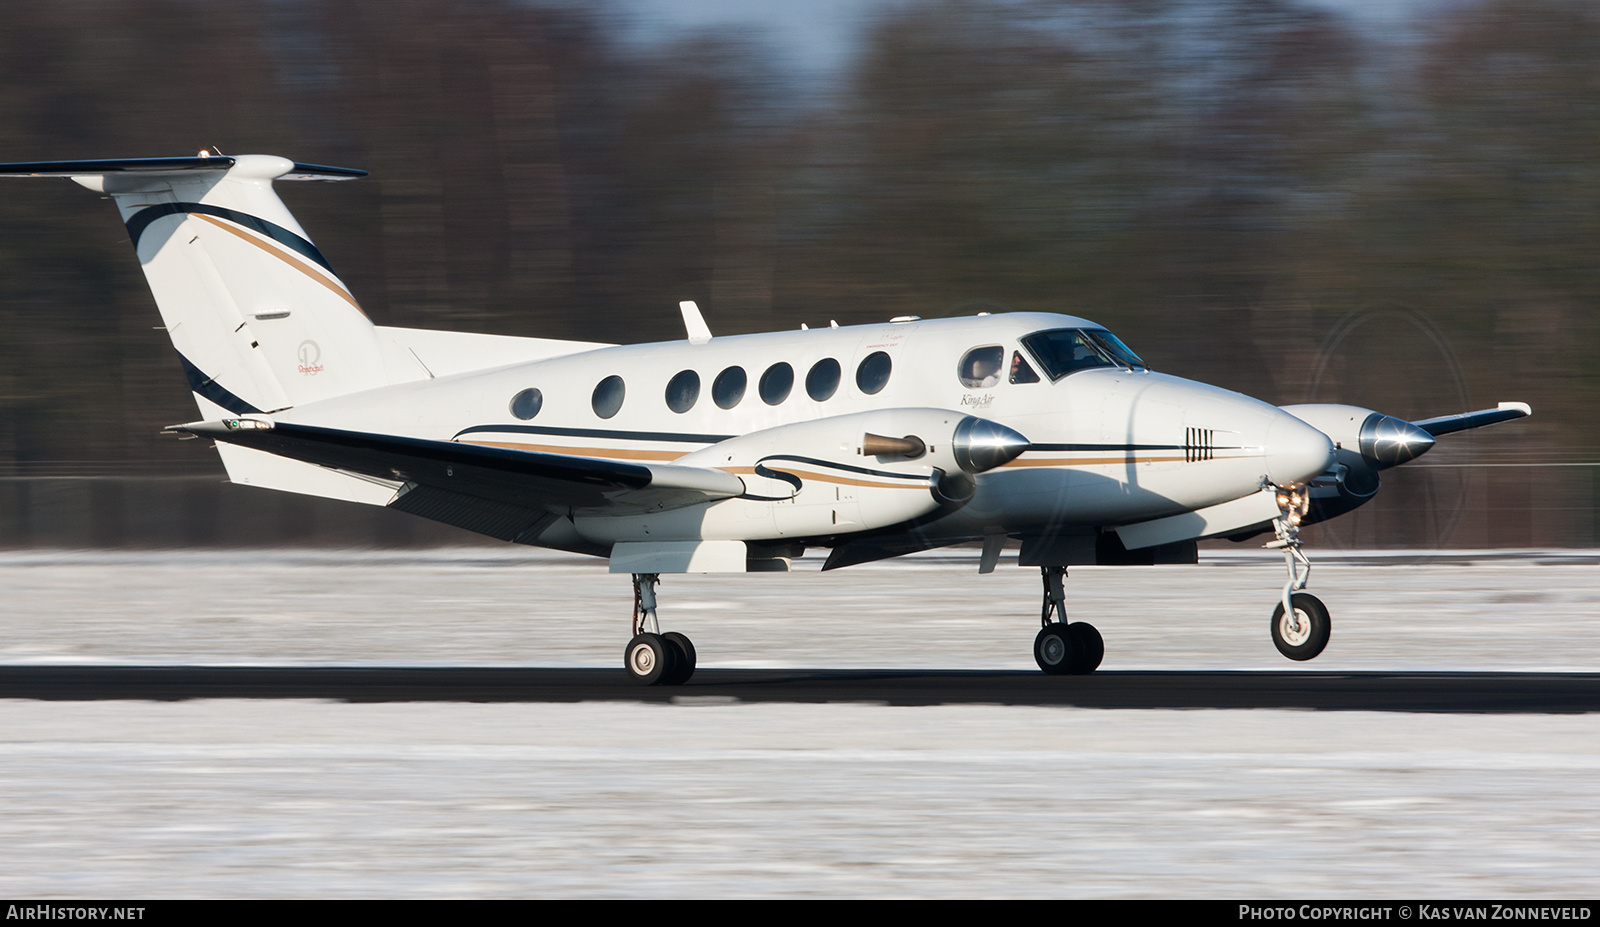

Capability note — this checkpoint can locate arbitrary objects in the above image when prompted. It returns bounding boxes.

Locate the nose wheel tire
[1034,622,1102,675]
[1270,593,1331,661]
[625,632,678,685]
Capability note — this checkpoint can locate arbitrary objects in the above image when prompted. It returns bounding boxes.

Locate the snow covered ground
[1,548,1598,897]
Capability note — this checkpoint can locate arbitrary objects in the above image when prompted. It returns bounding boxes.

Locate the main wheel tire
[1270,593,1331,661]
[1034,623,1081,675]
[625,632,677,685]
[661,631,697,685]
[1068,622,1104,674]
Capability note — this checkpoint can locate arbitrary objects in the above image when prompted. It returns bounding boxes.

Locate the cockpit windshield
[1020,328,1147,380]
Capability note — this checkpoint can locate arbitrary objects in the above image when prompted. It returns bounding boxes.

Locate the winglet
[680,301,712,345]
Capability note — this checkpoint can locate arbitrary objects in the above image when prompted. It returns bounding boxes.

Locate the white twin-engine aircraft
[3,154,1532,683]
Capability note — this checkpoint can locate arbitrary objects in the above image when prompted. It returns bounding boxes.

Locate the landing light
[223,418,271,430]
[1275,488,1309,515]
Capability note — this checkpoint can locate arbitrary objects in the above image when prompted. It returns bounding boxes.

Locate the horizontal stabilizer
[0,156,365,181]
[1413,402,1532,437]
[166,418,743,516]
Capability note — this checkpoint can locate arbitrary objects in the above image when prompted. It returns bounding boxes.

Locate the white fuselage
[270,311,1334,549]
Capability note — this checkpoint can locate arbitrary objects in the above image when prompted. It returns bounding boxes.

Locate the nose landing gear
[1271,592,1330,660]
[1265,486,1330,661]
[624,573,697,686]
[1032,566,1103,675]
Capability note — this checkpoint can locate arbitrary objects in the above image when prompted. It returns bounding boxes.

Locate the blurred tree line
[0,0,1595,544]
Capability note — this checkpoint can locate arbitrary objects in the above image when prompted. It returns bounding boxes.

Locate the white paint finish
[215,444,401,507]
[1282,402,1376,451]
[679,300,712,344]
[609,539,748,573]
[110,156,388,411]
[272,316,1329,540]
[1116,488,1281,549]
[375,326,611,382]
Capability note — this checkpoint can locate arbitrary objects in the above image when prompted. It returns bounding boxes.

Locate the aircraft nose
[1264,410,1336,486]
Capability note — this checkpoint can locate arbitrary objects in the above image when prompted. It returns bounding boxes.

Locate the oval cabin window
[806,358,841,401]
[509,387,543,420]
[665,369,700,414]
[759,362,794,405]
[856,351,892,395]
[592,375,625,419]
[712,366,747,409]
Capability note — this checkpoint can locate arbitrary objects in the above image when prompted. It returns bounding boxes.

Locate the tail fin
[1,154,384,416]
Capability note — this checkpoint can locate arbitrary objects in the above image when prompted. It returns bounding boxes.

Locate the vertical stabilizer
[5,154,385,416]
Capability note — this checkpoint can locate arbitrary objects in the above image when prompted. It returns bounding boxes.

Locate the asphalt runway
[3,664,1598,711]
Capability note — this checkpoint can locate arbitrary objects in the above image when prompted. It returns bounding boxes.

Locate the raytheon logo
[297,340,324,375]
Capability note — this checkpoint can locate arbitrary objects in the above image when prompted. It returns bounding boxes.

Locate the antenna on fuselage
[679,301,712,345]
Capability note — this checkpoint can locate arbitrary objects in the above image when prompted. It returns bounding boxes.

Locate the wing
[169,418,744,543]
[1413,401,1532,437]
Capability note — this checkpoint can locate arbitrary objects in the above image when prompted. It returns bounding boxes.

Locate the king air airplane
[3,154,1533,684]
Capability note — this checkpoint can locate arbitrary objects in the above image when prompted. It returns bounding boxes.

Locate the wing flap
[169,418,744,515]
[388,483,559,542]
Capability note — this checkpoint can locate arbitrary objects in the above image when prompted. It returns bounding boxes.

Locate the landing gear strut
[1032,566,1103,675]
[624,573,697,686]
[1265,486,1330,661]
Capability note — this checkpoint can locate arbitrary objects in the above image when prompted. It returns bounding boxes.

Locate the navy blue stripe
[125,203,335,274]
[757,454,928,482]
[753,463,803,493]
[453,423,736,444]
[1030,443,1185,452]
[457,438,1241,461]
[178,354,261,415]
[738,456,927,501]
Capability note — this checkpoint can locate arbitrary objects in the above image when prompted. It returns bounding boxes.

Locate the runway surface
[2,548,1598,897]
[4,665,1599,711]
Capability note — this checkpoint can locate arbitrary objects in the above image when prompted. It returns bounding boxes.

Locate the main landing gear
[1265,486,1330,661]
[624,573,698,686]
[1032,566,1103,675]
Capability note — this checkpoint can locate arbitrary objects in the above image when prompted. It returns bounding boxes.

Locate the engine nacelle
[1279,403,1437,525]
[574,408,1029,544]
[677,407,1027,539]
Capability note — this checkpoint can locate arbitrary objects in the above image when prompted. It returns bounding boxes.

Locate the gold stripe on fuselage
[1001,453,1252,468]
[460,439,690,462]
[744,466,925,491]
